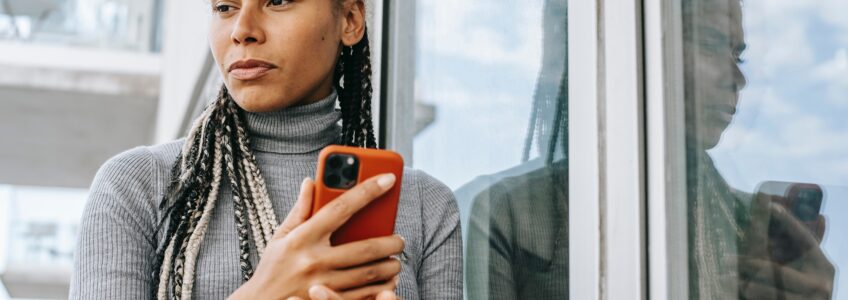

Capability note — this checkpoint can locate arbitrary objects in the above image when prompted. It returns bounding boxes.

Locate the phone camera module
[324,154,359,189]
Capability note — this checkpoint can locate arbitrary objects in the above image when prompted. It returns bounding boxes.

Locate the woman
[684,0,833,298]
[69,0,462,299]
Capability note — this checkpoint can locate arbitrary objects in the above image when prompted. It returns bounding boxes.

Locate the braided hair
[150,30,377,299]
[522,0,568,166]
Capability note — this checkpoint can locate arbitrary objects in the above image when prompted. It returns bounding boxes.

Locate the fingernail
[309,286,328,300]
[377,174,396,188]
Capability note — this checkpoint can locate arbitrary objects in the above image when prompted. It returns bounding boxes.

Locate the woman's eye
[214,4,233,13]
[267,0,290,7]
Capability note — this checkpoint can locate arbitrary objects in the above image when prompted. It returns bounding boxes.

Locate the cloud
[715,87,848,189]
[817,0,848,32]
[812,48,848,106]
[742,2,815,78]
[417,1,544,76]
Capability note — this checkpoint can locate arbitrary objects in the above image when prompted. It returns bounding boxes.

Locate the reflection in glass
[465,0,567,299]
[682,0,843,298]
[412,0,568,299]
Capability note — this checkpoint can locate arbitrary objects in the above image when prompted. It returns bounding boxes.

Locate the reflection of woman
[684,0,834,298]
[465,0,568,298]
[70,1,461,299]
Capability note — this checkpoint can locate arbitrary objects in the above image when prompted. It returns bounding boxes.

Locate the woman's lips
[230,66,274,81]
[228,59,277,81]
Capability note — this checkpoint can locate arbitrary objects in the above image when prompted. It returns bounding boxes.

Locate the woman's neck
[242,89,340,154]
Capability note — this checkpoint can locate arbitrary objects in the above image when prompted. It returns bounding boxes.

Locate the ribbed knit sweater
[70,91,463,299]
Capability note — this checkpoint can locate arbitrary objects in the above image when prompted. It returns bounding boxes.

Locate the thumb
[273,178,315,241]
[308,285,344,300]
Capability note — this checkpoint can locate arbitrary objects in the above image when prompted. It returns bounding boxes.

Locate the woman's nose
[231,9,266,45]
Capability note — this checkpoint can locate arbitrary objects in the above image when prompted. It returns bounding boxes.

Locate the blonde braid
[180,130,224,299]
[238,159,267,255]
[230,104,279,238]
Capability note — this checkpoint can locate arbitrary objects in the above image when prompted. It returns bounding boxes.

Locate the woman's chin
[230,90,293,113]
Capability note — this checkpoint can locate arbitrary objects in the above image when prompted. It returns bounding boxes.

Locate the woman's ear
[340,0,366,46]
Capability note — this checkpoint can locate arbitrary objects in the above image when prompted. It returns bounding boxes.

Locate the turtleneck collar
[242,90,341,154]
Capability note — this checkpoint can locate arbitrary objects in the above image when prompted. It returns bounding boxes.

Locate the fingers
[324,235,405,269]
[274,178,315,241]
[292,282,399,300]
[737,256,830,295]
[746,191,773,257]
[376,290,400,300]
[300,174,396,240]
[814,215,826,242]
[768,203,819,250]
[740,280,806,300]
[323,258,402,291]
[339,276,400,300]
[308,285,344,300]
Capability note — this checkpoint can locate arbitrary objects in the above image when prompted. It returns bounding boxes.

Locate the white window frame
[382,0,651,298]
[645,0,689,299]
[568,0,648,298]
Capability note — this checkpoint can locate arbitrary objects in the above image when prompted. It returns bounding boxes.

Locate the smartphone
[755,181,825,241]
[311,145,404,246]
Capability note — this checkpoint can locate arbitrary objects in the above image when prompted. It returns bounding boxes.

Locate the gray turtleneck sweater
[70,92,463,299]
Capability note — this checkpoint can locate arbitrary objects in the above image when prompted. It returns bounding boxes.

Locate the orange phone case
[311,145,404,246]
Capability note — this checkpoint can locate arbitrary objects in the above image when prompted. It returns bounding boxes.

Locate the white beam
[153,0,211,144]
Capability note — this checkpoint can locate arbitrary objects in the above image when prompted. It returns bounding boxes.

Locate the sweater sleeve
[70,146,160,300]
[466,182,519,300]
[414,170,463,300]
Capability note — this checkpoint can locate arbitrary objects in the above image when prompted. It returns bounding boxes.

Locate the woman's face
[209,0,362,112]
[686,0,747,150]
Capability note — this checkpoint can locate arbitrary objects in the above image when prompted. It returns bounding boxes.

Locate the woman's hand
[285,284,402,300]
[229,174,405,300]
[731,192,835,300]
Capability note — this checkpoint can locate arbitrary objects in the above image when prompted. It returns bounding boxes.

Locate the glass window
[679,0,847,298]
[0,185,87,299]
[411,1,568,299]
[0,0,161,52]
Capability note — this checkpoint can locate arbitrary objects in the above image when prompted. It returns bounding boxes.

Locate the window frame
[644,0,690,299]
[381,0,651,298]
[378,0,414,160]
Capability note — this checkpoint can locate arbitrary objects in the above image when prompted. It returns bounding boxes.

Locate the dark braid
[523,0,567,165]
[152,25,378,299]
[336,31,377,148]
[221,98,256,281]
[546,67,568,165]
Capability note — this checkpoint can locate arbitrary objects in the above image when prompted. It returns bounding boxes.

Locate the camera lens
[325,174,341,187]
[342,167,357,180]
[328,156,343,169]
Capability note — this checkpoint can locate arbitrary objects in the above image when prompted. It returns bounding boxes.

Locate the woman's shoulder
[399,168,459,226]
[144,137,186,167]
[401,167,455,203]
[89,138,186,202]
